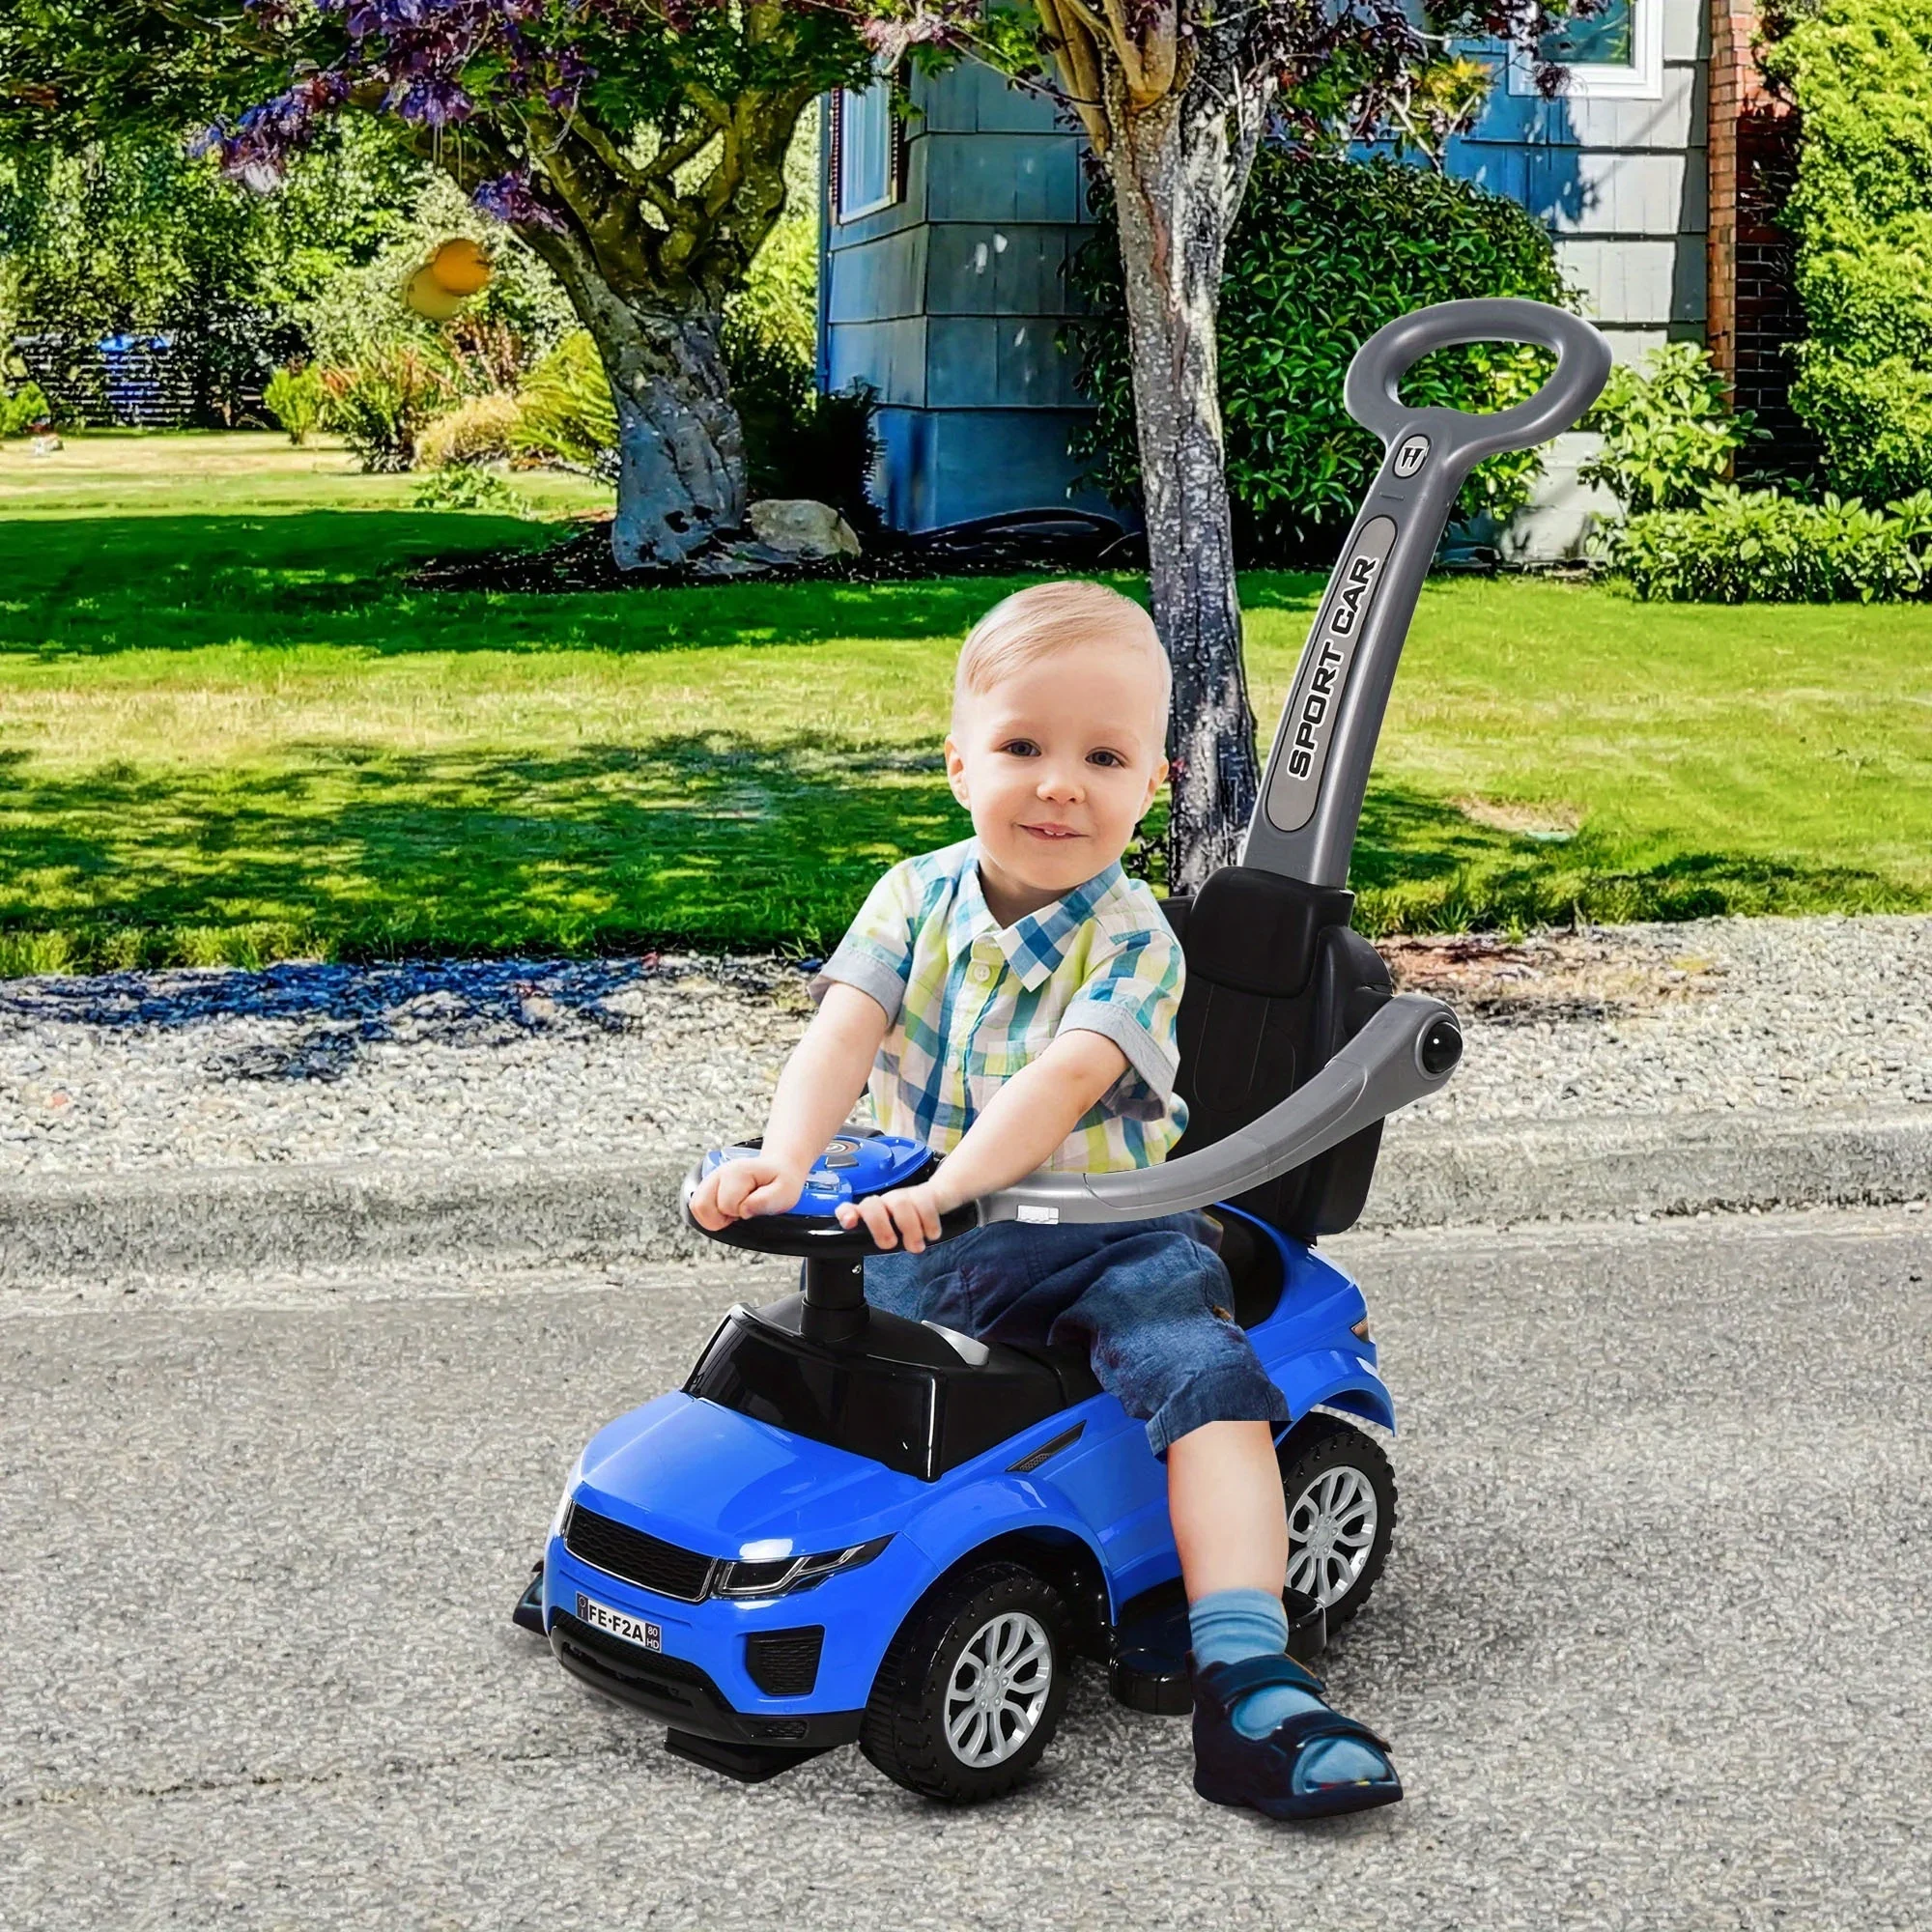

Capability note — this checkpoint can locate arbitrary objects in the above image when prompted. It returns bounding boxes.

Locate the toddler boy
[688,581,1398,1818]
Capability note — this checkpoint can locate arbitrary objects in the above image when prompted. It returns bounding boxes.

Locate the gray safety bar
[977,994,1460,1226]
[1240,298,1611,888]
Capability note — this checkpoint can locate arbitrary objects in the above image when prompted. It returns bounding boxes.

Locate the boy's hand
[688,1152,808,1229]
[835,1179,952,1255]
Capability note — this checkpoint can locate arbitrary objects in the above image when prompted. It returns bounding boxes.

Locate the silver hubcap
[944,1610,1053,1769]
[1287,1464,1378,1609]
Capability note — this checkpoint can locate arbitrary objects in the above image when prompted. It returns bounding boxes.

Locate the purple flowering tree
[1,2,879,567]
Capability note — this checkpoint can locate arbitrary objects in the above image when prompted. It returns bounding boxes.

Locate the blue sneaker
[1191,1653,1403,1821]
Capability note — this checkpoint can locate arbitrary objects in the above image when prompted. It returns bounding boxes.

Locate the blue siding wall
[820,60,1117,531]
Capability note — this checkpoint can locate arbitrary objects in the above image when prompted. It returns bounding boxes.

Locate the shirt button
[970,962,991,982]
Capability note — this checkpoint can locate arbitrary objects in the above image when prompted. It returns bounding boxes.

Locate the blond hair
[953,580,1170,723]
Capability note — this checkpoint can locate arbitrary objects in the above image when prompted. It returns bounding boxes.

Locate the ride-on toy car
[517,299,1611,1798]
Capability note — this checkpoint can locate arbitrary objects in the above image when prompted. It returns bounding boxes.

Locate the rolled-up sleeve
[1056,923,1184,1118]
[810,863,919,1024]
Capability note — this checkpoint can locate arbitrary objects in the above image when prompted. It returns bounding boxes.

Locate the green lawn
[3,431,1929,974]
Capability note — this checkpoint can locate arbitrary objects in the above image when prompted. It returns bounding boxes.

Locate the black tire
[1277,1418,1397,1630]
[861,1560,1070,1803]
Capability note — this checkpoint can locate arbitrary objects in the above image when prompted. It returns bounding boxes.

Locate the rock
[748,497,861,559]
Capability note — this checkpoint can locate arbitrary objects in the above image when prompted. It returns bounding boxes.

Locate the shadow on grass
[1,513,1046,661]
[5,744,1919,980]
[0,730,974,976]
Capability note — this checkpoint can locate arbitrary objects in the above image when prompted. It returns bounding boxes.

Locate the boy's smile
[946,637,1170,927]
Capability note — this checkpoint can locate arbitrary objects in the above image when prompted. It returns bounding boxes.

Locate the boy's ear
[944,735,971,808]
[1142,755,1170,815]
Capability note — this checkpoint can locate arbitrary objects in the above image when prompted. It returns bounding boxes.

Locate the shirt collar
[950,843,1124,991]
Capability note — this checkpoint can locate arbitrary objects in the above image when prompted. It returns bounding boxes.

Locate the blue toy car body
[538,1159,1396,1788]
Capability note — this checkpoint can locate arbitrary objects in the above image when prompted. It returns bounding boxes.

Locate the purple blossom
[393,73,475,125]
[473,168,566,232]
[213,0,697,201]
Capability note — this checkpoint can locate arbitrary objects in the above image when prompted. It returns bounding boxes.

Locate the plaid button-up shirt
[811,838,1187,1173]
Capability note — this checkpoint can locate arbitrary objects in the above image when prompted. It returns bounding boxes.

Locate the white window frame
[1507,0,1664,100]
[832,63,901,224]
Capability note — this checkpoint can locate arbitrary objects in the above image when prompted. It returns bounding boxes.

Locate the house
[817,0,1799,557]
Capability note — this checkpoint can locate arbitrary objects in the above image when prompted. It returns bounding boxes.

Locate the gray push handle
[1241,298,1612,889]
[977,993,1461,1226]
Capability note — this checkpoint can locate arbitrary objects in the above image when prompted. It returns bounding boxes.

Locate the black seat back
[1162,867,1391,1243]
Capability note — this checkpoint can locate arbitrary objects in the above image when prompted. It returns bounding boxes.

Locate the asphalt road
[3,1209,1927,1931]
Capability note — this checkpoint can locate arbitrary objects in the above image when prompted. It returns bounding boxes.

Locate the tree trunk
[1103,96,1263,893]
[523,228,747,570]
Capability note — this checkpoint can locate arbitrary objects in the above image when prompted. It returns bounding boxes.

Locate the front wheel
[861,1560,1069,1803]
[1279,1418,1397,1630]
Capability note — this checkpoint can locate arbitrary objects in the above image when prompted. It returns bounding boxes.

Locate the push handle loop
[1344,298,1612,466]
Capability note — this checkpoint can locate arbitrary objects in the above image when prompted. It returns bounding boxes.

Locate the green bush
[410,465,531,515]
[511,329,617,471]
[1765,0,1932,496]
[0,378,54,437]
[1788,353,1932,498]
[319,346,456,471]
[1578,341,1759,513]
[1066,151,1575,558]
[761,382,882,532]
[262,364,326,445]
[1600,484,1932,601]
[0,121,419,427]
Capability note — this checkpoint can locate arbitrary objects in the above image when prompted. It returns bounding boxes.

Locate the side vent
[745,1627,825,1697]
[1008,1422,1086,1474]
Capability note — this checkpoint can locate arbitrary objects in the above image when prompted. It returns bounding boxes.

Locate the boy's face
[945,638,1169,916]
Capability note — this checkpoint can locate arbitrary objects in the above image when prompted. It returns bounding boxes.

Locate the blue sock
[1188,1587,1389,1789]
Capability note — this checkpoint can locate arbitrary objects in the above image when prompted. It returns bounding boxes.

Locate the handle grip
[1344,298,1613,466]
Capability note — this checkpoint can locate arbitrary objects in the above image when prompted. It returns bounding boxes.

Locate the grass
[2,431,1930,974]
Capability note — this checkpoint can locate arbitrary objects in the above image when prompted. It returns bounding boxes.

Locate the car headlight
[549,1451,585,1542]
[714,1535,892,1600]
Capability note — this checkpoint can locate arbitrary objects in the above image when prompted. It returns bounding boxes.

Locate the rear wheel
[1278,1419,1397,1629]
[861,1560,1069,1803]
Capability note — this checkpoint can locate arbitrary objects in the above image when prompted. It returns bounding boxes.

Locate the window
[833,64,902,222]
[1544,0,1635,66]
[1508,0,1663,99]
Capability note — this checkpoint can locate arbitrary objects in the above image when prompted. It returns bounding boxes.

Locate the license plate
[575,1591,662,1652]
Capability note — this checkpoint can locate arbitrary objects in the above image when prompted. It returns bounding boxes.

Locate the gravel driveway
[4,913,1928,1179]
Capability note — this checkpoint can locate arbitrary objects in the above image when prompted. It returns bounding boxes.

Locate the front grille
[745,1626,825,1698]
[564,1502,716,1603]
[551,1611,718,1715]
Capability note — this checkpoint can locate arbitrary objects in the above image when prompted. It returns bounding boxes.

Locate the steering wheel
[682,1131,980,1260]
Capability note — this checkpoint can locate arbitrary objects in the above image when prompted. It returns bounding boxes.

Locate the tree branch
[1035,0,1111,151]
[558,108,645,190]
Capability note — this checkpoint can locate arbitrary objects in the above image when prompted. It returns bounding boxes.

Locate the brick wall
[1707,0,1812,471]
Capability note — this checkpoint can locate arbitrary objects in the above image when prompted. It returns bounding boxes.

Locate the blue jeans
[865,1213,1291,1458]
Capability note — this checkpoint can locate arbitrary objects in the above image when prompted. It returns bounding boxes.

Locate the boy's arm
[835,1029,1129,1254]
[688,983,893,1228]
